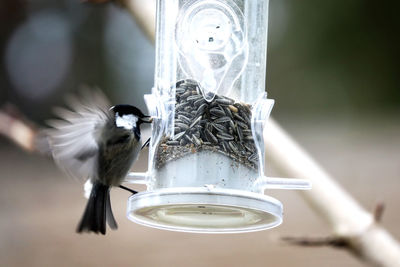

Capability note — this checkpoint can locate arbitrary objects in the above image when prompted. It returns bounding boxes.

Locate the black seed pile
[156,79,258,170]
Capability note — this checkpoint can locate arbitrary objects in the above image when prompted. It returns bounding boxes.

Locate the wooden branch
[282,236,348,248]
[0,105,37,152]
[119,1,400,266]
[117,0,156,43]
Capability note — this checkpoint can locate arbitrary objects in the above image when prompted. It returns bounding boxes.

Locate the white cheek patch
[115,114,138,130]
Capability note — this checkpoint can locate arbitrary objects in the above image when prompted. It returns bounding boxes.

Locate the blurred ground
[0,114,398,267]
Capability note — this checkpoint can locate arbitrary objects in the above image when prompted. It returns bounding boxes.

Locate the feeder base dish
[127,187,282,233]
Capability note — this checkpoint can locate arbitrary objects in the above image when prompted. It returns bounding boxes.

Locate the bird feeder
[126,0,311,233]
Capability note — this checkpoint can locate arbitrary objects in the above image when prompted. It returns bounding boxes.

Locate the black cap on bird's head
[110,105,152,129]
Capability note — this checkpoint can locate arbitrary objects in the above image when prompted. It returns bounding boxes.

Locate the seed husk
[228,105,238,113]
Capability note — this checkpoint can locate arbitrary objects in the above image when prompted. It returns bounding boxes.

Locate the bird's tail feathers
[77,181,117,235]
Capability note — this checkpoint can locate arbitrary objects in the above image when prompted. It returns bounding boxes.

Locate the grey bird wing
[45,88,111,181]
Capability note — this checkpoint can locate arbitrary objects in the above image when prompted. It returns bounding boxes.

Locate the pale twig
[0,104,37,152]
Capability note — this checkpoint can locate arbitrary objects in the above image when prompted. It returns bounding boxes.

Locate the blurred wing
[46,88,111,181]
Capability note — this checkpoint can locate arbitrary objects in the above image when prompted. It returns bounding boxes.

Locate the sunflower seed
[174,127,181,133]
[175,122,189,131]
[184,135,192,143]
[212,123,227,133]
[229,119,235,129]
[210,108,225,117]
[173,131,186,141]
[216,98,234,105]
[181,91,192,98]
[242,129,252,135]
[179,139,186,146]
[175,88,185,94]
[214,116,231,124]
[239,111,250,123]
[192,135,202,146]
[237,126,244,141]
[233,112,246,123]
[187,95,203,101]
[190,116,202,128]
[243,142,255,152]
[236,142,246,153]
[175,102,189,110]
[184,79,198,86]
[178,115,191,124]
[224,106,233,118]
[244,135,254,141]
[192,131,200,138]
[228,141,239,154]
[196,103,207,116]
[221,142,230,152]
[205,129,218,143]
[216,133,234,141]
[178,111,192,118]
[236,120,248,129]
[194,98,206,107]
[248,153,258,163]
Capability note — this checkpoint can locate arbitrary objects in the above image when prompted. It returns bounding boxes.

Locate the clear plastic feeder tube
[126,0,311,233]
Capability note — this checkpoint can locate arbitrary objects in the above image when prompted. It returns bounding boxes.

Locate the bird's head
[110,105,152,132]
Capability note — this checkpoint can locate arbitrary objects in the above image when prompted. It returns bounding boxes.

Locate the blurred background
[0,0,399,266]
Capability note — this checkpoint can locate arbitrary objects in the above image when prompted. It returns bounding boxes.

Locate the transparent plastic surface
[175,0,247,101]
[127,188,283,233]
[125,0,311,233]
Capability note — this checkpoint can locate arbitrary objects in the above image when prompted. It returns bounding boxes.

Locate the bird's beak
[141,116,153,123]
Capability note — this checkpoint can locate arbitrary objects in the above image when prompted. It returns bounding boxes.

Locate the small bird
[45,89,152,235]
